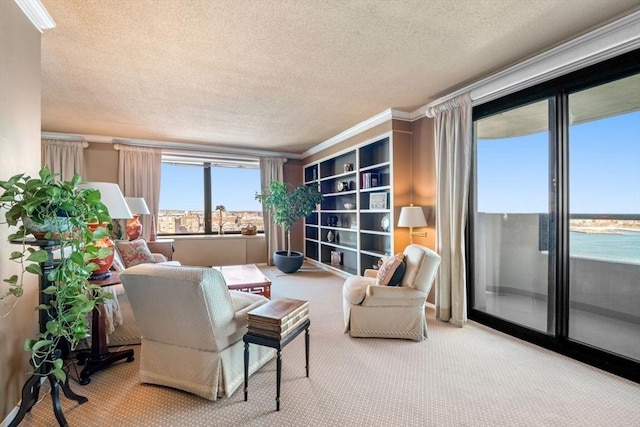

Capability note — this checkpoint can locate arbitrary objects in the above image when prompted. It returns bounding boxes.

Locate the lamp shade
[397,206,427,228]
[79,182,133,219]
[125,197,150,215]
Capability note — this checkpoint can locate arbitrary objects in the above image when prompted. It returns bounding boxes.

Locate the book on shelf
[361,172,379,189]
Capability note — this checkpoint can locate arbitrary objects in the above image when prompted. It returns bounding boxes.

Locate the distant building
[157,210,263,234]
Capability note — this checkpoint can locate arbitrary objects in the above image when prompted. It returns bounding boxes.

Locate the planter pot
[22,215,73,240]
[273,250,304,273]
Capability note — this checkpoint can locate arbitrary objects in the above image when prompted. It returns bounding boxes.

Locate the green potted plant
[0,166,113,382]
[256,181,322,273]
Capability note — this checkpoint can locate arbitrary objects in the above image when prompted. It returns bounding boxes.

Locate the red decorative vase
[87,223,115,279]
[126,215,142,240]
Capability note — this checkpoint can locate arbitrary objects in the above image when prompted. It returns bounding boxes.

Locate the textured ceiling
[40,0,640,155]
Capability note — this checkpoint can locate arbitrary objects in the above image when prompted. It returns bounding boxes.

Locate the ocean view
[570,231,640,264]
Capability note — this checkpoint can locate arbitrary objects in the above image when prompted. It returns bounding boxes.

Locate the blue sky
[477,111,640,214]
[159,164,262,211]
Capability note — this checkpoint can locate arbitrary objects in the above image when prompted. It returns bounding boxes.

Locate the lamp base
[87,223,115,277]
[89,271,112,281]
[126,215,142,240]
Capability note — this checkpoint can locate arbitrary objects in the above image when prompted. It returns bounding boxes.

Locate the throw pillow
[115,239,156,268]
[376,253,406,286]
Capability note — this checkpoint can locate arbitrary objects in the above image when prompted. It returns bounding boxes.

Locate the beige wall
[283,159,305,253]
[0,1,43,419]
[172,235,266,266]
[411,116,436,251]
[410,116,437,302]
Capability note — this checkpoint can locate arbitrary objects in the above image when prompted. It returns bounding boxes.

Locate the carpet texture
[14,263,640,426]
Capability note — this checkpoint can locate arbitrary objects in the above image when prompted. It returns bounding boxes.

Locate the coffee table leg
[244,342,249,401]
[305,327,310,377]
[276,349,282,411]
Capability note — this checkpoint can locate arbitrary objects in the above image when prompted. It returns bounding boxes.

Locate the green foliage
[256,181,322,256]
[0,166,113,380]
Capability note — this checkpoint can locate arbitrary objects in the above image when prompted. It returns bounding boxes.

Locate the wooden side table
[76,271,135,384]
[243,299,310,411]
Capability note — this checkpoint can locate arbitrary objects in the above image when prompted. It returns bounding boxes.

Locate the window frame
[157,156,264,236]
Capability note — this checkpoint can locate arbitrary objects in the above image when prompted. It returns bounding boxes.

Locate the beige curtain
[259,157,286,265]
[426,93,472,327]
[42,139,85,181]
[118,145,162,241]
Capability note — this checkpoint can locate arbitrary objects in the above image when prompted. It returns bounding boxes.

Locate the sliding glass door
[469,52,639,380]
[567,75,640,361]
[472,100,555,334]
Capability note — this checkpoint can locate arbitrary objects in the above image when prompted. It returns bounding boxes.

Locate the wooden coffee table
[213,264,271,299]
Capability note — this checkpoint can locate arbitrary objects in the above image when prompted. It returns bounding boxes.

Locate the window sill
[160,234,264,240]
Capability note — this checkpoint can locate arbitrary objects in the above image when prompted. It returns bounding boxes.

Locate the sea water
[570,231,640,264]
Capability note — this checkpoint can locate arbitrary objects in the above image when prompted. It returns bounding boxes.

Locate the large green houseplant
[256,181,322,273]
[0,166,112,381]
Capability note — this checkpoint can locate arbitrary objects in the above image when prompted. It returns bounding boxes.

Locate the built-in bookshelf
[303,132,411,275]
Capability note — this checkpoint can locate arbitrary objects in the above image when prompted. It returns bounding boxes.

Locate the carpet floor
[14,263,640,426]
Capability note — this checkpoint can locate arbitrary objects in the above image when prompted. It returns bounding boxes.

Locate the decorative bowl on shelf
[343,203,355,210]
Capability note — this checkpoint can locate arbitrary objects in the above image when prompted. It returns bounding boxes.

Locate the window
[158,155,264,235]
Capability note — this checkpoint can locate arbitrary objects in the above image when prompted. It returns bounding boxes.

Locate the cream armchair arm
[363,269,378,278]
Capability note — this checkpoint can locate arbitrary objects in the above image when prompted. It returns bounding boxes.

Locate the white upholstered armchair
[119,264,275,400]
[342,244,441,341]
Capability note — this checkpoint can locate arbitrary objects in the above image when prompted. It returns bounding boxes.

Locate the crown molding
[421,10,640,113]
[301,108,420,158]
[15,0,55,32]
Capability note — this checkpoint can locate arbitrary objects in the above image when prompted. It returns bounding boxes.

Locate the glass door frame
[467,49,640,383]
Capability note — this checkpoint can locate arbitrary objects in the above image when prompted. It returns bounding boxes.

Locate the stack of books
[247,298,309,340]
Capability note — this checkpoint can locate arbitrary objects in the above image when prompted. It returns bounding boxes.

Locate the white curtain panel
[118,145,162,241]
[426,93,472,327]
[259,157,286,265]
[42,139,85,182]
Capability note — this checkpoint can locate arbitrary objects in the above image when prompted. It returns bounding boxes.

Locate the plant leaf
[25,263,42,276]
[26,250,49,263]
[4,275,18,285]
[31,339,53,352]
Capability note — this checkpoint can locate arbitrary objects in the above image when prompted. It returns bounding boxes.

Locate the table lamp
[397,204,427,244]
[124,197,150,240]
[79,182,132,279]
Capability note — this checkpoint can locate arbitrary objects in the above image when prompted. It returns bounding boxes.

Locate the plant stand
[9,240,88,427]
[9,359,87,427]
